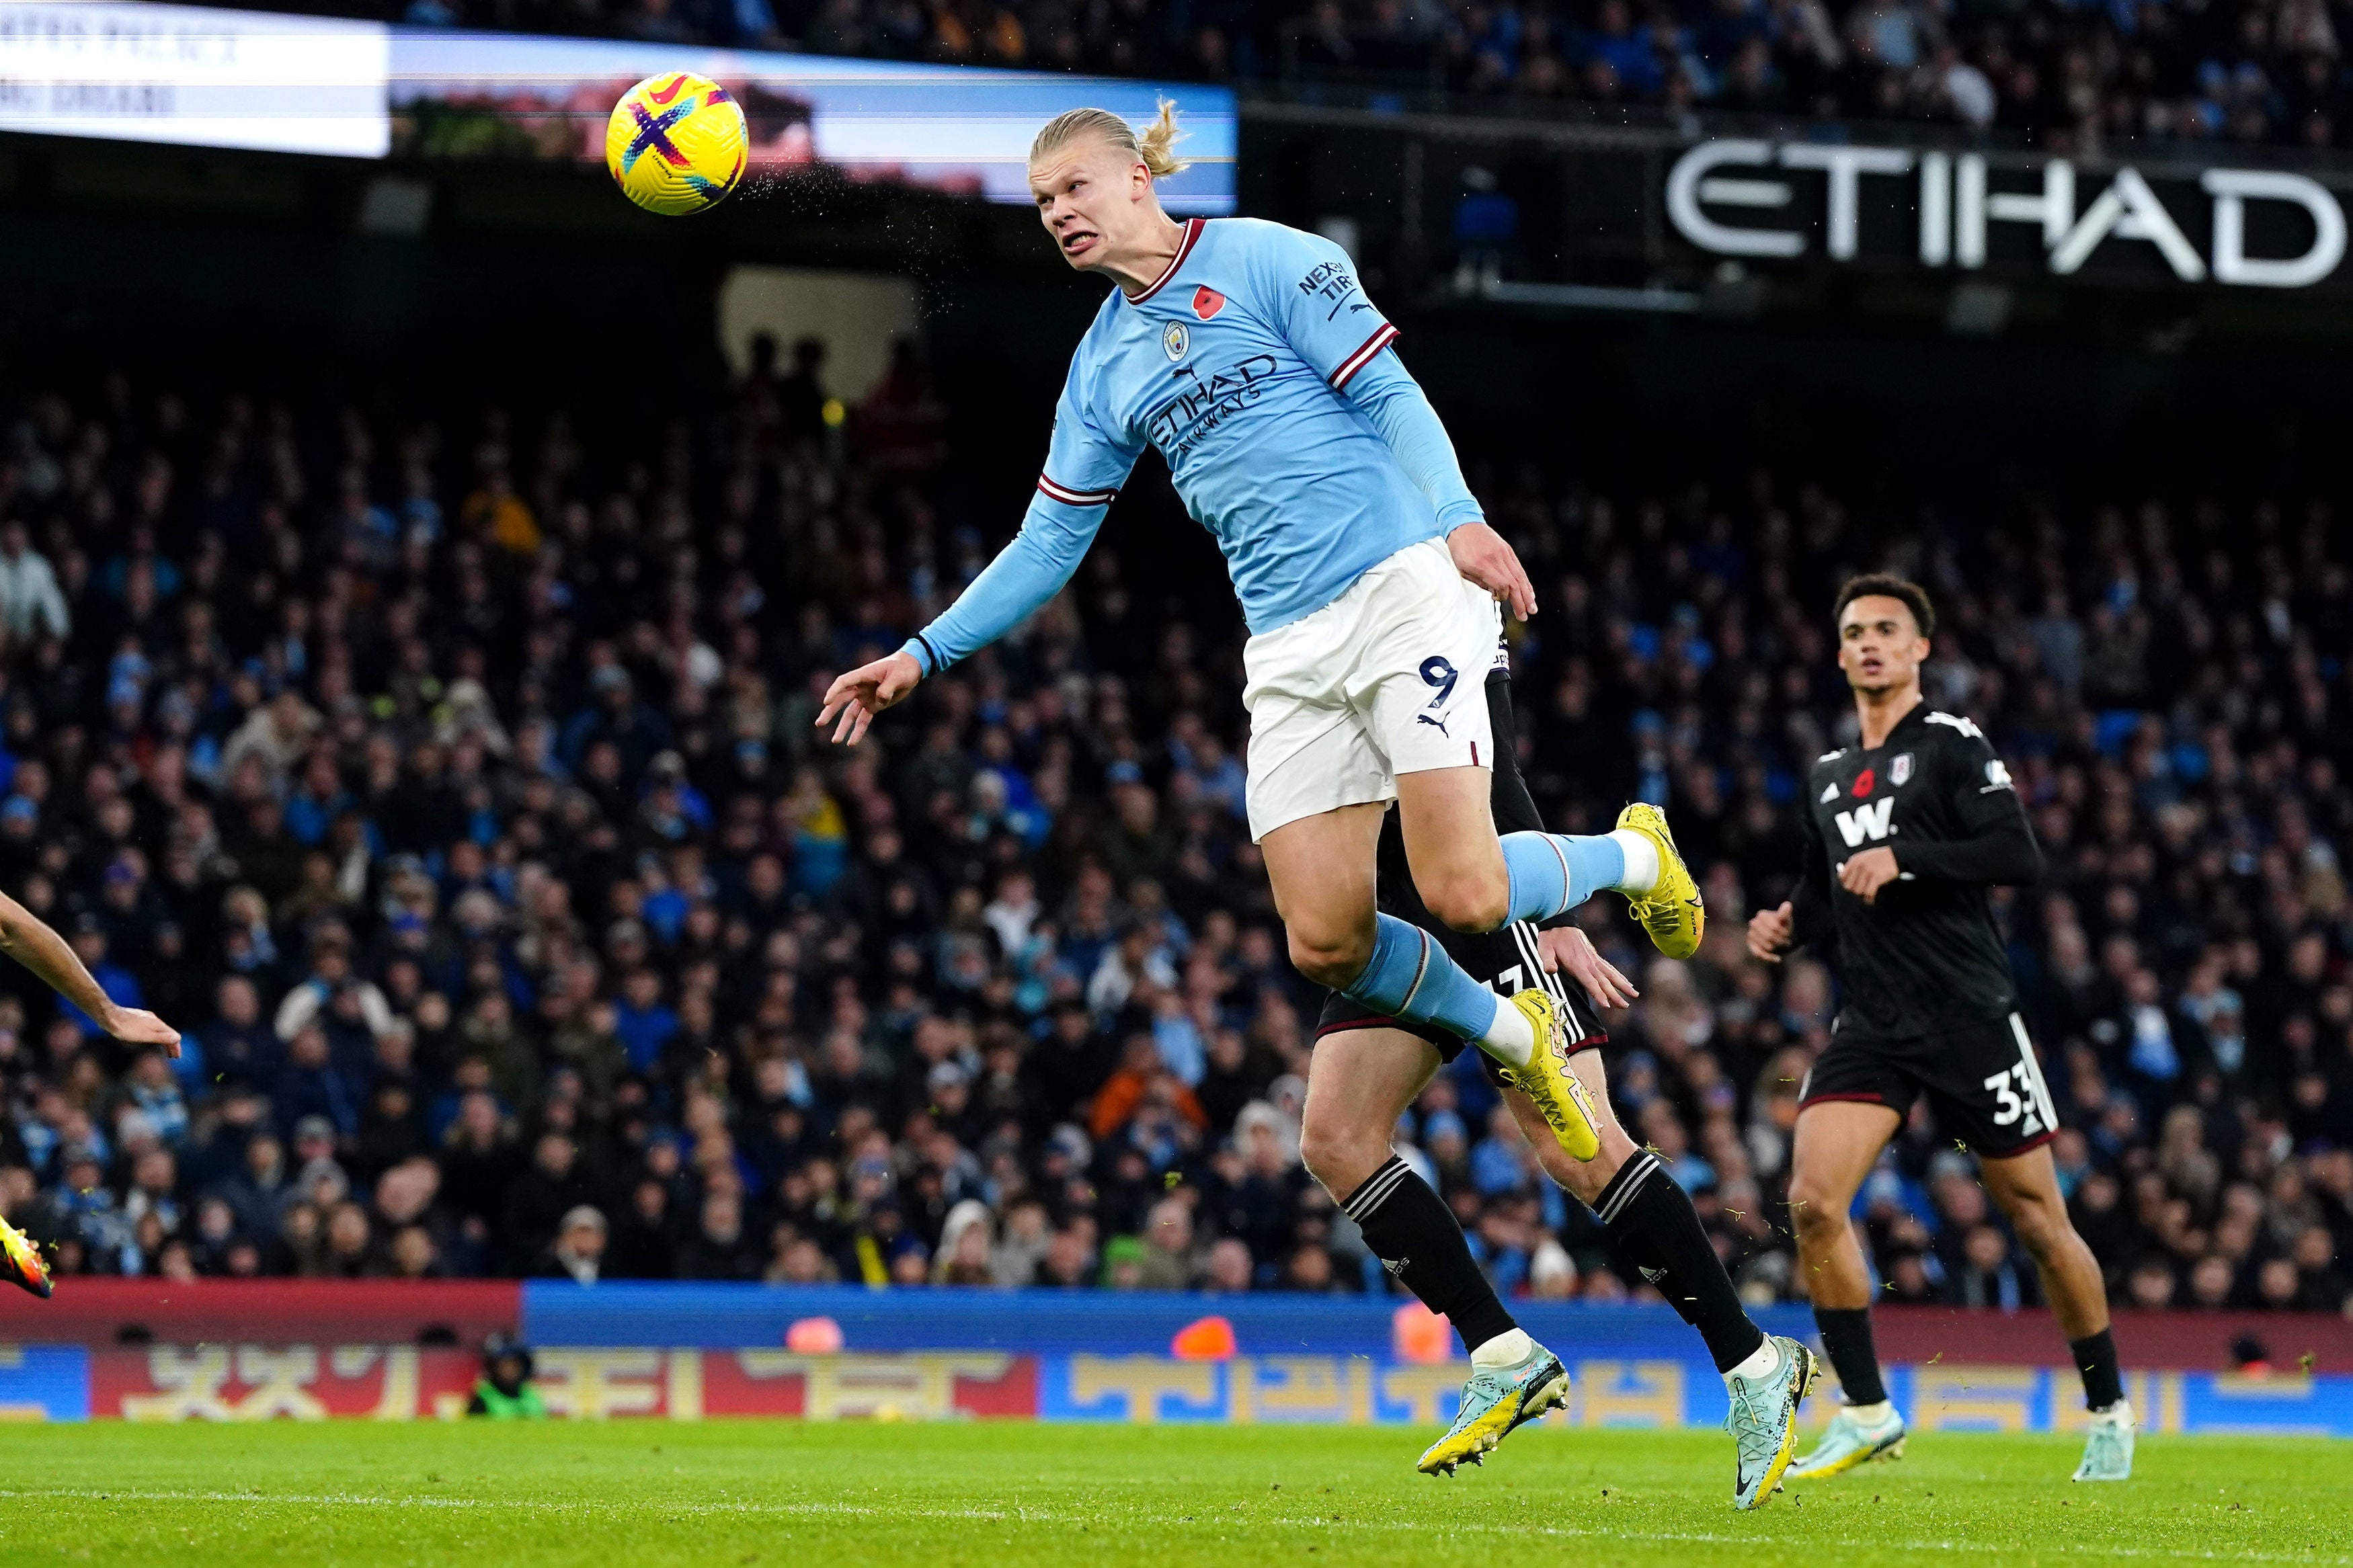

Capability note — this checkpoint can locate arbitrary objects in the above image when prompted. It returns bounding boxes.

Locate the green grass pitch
[0,1422,2345,1567]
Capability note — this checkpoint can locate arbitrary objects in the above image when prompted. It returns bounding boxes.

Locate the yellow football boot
[1493,989,1601,1161]
[1615,802,1704,960]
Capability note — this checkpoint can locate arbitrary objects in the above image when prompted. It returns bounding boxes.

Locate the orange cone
[1170,1315,1238,1360]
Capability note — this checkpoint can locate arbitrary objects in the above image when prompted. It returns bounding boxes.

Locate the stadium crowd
[209,0,2353,151]
[0,339,2346,1328]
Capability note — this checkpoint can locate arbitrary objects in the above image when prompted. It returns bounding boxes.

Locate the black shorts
[1315,918,1607,1080]
[1799,1009,2060,1159]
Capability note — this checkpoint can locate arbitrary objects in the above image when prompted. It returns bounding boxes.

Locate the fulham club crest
[1162,321,1189,361]
[1890,753,1914,788]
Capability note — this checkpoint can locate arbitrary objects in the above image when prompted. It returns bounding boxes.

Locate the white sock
[1724,1336,1782,1383]
[1470,1328,1534,1368]
[1845,1399,1894,1426]
[1610,829,1661,894]
[1475,993,1536,1069]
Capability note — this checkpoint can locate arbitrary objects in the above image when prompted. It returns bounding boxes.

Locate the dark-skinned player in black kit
[1747,574,2133,1483]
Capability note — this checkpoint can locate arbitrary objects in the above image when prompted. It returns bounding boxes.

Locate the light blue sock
[1499,831,1627,924]
[1339,913,1505,1045]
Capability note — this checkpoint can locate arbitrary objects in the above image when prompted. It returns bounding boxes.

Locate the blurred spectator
[533,1204,608,1284]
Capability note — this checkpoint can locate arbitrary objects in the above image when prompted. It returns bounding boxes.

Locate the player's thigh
[1301,1025,1445,1196]
[1507,1046,1640,1206]
[1242,569,1400,847]
[1393,764,1507,927]
[1788,1100,1903,1229]
[1244,709,1396,852]
[1259,800,1387,965]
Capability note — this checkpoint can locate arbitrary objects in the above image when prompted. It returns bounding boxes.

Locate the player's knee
[1418,869,1508,935]
[1786,1173,1847,1238]
[1286,927,1371,990]
[1295,1122,1337,1187]
[1297,1120,1377,1196]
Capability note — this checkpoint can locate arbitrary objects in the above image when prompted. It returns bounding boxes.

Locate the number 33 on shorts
[1982,1063,2046,1134]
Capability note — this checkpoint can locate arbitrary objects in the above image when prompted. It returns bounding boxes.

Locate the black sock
[1595,1150,1765,1374]
[1344,1155,1518,1356]
[1813,1307,1888,1407]
[2071,1328,2124,1411]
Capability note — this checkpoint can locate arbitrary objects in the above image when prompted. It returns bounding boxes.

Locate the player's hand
[1534,926,1638,1009]
[1838,845,1902,905]
[1746,901,1795,963]
[104,1005,181,1058]
[815,651,923,746]
[1447,522,1537,621]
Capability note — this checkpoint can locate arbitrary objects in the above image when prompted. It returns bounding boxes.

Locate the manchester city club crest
[1890,752,1914,787]
[1162,321,1189,361]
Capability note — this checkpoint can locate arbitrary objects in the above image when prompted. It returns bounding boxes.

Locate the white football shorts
[1242,538,1500,842]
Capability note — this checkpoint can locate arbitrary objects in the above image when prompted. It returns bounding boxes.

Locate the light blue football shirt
[902,217,1484,675]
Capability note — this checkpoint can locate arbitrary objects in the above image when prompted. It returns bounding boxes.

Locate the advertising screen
[0,4,1237,211]
[0,3,390,157]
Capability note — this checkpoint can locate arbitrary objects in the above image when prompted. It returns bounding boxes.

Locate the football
[604,71,748,216]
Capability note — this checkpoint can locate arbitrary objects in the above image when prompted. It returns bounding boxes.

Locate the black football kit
[1791,702,2055,1157]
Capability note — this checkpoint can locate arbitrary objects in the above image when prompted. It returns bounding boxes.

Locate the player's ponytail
[1135,99,1189,178]
[1030,100,1191,179]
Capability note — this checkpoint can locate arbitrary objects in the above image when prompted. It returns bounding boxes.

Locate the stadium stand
[194,0,2353,150]
[0,335,2343,1325]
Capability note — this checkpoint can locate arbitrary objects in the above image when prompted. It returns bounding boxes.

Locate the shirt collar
[1123,217,1207,305]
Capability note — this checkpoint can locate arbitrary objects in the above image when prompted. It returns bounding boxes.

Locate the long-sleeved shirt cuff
[1436,499,1486,532]
[899,636,941,679]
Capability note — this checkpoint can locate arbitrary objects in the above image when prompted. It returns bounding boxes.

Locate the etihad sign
[1667,139,2347,290]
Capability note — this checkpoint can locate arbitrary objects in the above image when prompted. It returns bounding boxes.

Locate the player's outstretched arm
[0,891,179,1055]
[818,482,1113,747]
[828,357,1135,747]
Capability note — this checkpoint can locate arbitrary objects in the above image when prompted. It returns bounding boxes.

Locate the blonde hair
[1030,100,1189,179]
